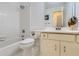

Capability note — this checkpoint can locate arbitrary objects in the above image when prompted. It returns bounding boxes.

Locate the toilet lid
[20,38,34,44]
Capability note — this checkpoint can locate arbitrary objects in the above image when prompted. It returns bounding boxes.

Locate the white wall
[45,2,65,9]
[76,2,79,27]
[0,2,20,48]
[64,3,73,27]
[30,2,45,31]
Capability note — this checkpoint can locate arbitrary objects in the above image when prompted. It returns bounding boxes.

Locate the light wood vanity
[40,31,79,56]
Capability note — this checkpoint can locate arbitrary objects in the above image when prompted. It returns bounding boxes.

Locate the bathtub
[0,41,21,56]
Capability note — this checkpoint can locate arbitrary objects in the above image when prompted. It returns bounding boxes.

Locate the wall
[64,3,73,27]
[0,2,20,48]
[76,2,79,27]
[30,2,45,31]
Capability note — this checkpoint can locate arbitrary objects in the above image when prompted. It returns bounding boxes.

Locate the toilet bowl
[19,38,34,48]
[19,38,35,56]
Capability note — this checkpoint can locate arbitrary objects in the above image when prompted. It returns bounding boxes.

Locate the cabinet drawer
[48,34,75,42]
[41,33,48,39]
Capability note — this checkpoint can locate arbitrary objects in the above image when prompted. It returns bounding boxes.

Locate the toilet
[19,38,35,56]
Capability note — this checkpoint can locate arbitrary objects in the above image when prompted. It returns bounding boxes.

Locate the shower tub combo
[0,38,35,56]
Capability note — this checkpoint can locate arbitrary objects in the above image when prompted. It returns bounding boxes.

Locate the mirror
[44,2,74,28]
[53,10,63,27]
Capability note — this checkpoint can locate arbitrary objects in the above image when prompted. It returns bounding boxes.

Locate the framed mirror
[53,10,63,27]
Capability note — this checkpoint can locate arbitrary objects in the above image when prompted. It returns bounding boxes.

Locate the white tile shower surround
[0,2,30,49]
[0,2,20,48]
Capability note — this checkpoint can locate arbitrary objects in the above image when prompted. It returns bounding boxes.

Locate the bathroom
[0,1,79,56]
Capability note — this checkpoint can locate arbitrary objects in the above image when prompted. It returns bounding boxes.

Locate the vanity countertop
[32,27,79,35]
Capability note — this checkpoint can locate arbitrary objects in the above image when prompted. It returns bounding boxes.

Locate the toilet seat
[19,38,35,49]
[20,38,34,44]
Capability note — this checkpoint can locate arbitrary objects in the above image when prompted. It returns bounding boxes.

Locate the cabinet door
[40,39,60,56]
[61,41,79,56]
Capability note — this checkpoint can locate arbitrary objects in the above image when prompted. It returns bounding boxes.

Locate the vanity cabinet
[40,32,79,56]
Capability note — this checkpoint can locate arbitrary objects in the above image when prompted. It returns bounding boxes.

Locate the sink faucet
[56,27,61,30]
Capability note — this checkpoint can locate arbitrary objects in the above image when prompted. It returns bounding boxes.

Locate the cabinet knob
[64,46,66,53]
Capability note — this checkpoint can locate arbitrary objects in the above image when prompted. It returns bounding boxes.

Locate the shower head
[20,5,25,9]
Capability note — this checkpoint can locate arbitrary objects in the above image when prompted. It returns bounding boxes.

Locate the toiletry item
[68,16,78,30]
